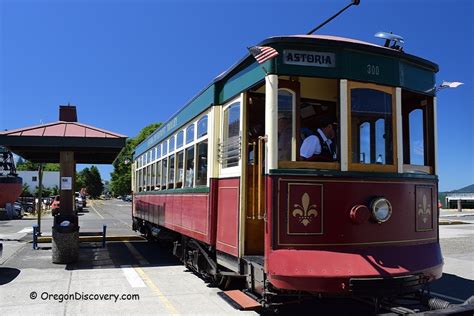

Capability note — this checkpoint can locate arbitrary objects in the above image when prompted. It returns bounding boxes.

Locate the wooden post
[52,151,79,264]
[60,151,75,214]
[37,163,43,235]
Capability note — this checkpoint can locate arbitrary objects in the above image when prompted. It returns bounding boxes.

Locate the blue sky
[0,0,472,191]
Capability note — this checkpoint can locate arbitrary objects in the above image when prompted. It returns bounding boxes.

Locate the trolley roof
[134,34,438,158]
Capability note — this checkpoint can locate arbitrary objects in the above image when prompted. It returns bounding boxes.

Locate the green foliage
[51,185,59,196]
[76,166,104,198]
[20,183,33,197]
[110,123,161,196]
[34,185,53,197]
[16,159,60,171]
[76,169,86,190]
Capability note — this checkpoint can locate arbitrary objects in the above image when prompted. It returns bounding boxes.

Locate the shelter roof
[0,119,127,164]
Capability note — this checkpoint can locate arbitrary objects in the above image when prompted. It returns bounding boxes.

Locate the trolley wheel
[145,227,154,241]
[214,274,232,290]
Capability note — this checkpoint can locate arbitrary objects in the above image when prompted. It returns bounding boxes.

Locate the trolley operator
[300,117,337,161]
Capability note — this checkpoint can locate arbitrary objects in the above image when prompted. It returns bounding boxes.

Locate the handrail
[250,141,256,219]
[257,136,267,219]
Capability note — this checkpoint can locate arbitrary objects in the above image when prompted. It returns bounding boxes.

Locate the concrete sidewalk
[0,240,256,316]
[440,208,474,217]
[439,208,474,225]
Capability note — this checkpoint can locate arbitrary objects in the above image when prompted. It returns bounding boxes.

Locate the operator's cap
[318,116,338,128]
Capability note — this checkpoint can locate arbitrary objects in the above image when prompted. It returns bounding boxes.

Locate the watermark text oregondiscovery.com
[30,291,140,303]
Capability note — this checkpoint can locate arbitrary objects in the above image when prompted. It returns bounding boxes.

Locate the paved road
[0,199,256,315]
[0,199,473,315]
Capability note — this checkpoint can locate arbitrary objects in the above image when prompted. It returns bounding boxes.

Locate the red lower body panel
[267,242,443,293]
[215,178,240,257]
[134,193,212,244]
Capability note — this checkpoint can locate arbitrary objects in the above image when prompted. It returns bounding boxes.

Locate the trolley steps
[218,290,261,311]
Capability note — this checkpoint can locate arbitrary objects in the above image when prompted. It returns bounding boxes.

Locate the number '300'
[367,64,380,76]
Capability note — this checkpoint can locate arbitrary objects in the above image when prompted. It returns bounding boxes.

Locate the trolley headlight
[370,197,392,223]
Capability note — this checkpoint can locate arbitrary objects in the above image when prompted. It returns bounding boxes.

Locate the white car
[75,192,84,212]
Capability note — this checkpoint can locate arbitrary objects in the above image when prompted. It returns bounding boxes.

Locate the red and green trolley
[132,34,449,311]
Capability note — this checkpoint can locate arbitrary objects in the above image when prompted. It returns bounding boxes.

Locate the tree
[76,169,87,191]
[87,166,104,198]
[76,166,103,198]
[34,185,52,197]
[110,123,161,196]
[51,185,59,196]
[16,159,60,171]
[20,183,32,197]
[76,166,104,198]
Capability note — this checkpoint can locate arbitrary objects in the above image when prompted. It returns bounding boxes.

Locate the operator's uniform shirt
[300,128,336,160]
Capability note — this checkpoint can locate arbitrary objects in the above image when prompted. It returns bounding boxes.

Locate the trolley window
[146,165,151,191]
[161,158,168,189]
[169,136,175,154]
[278,89,294,161]
[168,155,175,189]
[197,115,208,138]
[157,144,161,159]
[222,102,241,169]
[402,90,434,174]
[156,161,161,190]
[196,140,208,186]
[177,131,184,149]
[185,146,195,187]
[277,76,339,169]
[348,82,396,172]
[176,151,184,188]
[162,140,168,156]
[151,162,156,189]
[186,124,195,144]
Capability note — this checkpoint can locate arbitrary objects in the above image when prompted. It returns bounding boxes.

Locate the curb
[34,235,145,243]
[439,220,470,225]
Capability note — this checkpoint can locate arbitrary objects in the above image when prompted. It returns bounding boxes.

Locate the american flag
[248,46,279,64]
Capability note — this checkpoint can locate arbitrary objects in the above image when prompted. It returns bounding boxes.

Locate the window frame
[133,111,210,192]
[401,91,434,174]
[219,97,242,177]
[347,81,397,172]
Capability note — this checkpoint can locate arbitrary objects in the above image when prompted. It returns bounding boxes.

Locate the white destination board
[283,50,336,68]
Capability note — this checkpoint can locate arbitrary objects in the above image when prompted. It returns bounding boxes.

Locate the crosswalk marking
[17,227,33,234]
[121,265,146,288]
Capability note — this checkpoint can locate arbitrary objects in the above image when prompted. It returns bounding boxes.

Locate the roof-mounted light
[374,31,404,51]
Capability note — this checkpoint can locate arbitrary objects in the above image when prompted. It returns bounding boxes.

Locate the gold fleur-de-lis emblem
[418,194,431,223]
[292,193,318,226]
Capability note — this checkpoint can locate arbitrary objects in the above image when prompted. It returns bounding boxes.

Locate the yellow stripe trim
[134,266,180,316]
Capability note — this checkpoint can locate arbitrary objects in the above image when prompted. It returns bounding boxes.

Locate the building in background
[17,171,60,193]
[446,193,474,209]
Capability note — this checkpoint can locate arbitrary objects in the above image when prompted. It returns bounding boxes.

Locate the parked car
[75,192,84,212]
[13,202,24,219]
[0,242,2,257]
[17,199,34,213]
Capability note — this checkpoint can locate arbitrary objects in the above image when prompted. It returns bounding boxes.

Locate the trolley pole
[307,0,361,35]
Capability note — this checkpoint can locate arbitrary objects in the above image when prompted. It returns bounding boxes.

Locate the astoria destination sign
[283,50,335,68]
